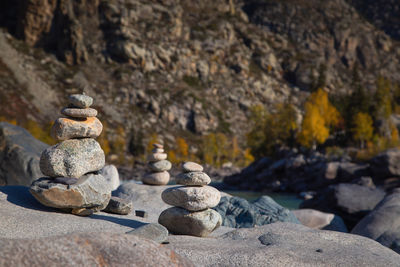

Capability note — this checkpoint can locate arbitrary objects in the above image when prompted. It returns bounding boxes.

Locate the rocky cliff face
[0,0,399,158]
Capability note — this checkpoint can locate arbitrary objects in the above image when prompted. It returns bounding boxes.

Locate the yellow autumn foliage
[298,88,340,148]
[352,112,373,148]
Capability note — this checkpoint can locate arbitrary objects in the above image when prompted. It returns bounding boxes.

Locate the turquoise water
[221,190,302,210]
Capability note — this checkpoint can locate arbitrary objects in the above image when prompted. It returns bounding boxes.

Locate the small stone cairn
[30,94,111,216]
[158,162,222,237]
[142,143,172,185]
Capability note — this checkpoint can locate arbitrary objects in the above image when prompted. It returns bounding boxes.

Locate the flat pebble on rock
[182,162,203,172]
[69,94,93,108]
[148,153,167,162]
[158,207,222,237]
[103,196,133,215]
[162,186,221,211]
[51,117,103,141]
[142,171,170,185]
[149,160,172,172]
[61,107,98,118]
[176,172,211,186]
[30,173,111,210]
[126,223,168,243]
[40,138,105,178]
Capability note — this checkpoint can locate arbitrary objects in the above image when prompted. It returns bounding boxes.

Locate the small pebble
[153,143,164,149]
[71,208,93,217]
[182,162,204,172]
[69,94,93,108]
[136,210,148,218]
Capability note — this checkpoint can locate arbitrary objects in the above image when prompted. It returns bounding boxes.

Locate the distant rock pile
[30,94,111,216]
[158,162,222,237]
[143,143,172,185]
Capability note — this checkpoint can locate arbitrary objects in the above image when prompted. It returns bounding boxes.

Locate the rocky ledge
[1,184,400,266]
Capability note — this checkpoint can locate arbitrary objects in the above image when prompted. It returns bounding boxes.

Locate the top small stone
[153,143,164,149]
[182,162,203,172]
[69,94,93,108]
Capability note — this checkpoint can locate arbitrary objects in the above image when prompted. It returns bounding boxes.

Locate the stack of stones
[158,162,222,237]
[142,143,171,185]
[30,94,111,216]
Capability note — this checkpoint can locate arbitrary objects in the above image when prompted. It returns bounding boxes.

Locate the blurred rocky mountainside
[0,0,399,161]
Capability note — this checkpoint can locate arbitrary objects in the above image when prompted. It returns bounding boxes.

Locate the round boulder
[40,138,105,178]
[149,160,172,172]
[176,172,211,186]
[142,171,170,185]
[158,207,222,237]
[162,186,220,211]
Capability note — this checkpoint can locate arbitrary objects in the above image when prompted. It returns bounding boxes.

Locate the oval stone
[176,172,211,186]
[40,138,105,178]
[51,117,103,141]
[149,160,172,172]
[148,153,167,162]
[182,162,203,172]
[30,173,111,209]
[69,94,93,108]
[142,171,170,185]
[61,107,98,118]
[152,148,164,153]
[158,207,222,237]
[153,143,164,149]
[161,185,221,211]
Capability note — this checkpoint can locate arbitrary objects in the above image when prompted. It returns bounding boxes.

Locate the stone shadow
[1,185,147,229]
[90,214,146,229]
[0,185,56,212]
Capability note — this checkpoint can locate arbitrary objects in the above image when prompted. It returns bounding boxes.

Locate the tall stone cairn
[30,94,111,216]
[142,143,172,185]
[158,162,222,237]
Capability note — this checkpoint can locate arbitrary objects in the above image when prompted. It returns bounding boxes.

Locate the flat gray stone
[103,196,133,215]
[162,186,221,211]
[158,207,222,237]
[126,223,168,243]
[149,160,172,172]
[51,117,103,141]
[148,153,167,162]
[68,94,93,108]
[176,172,211,186]
[61,107,98,118]
[142,171,170,185]
[30,173,111,210]
[40,138,105,178]
[182,162,203,172]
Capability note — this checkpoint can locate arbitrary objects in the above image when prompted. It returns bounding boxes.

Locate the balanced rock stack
[158,162,222,237]
[30,94,111,216]
[142,143,171,185]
